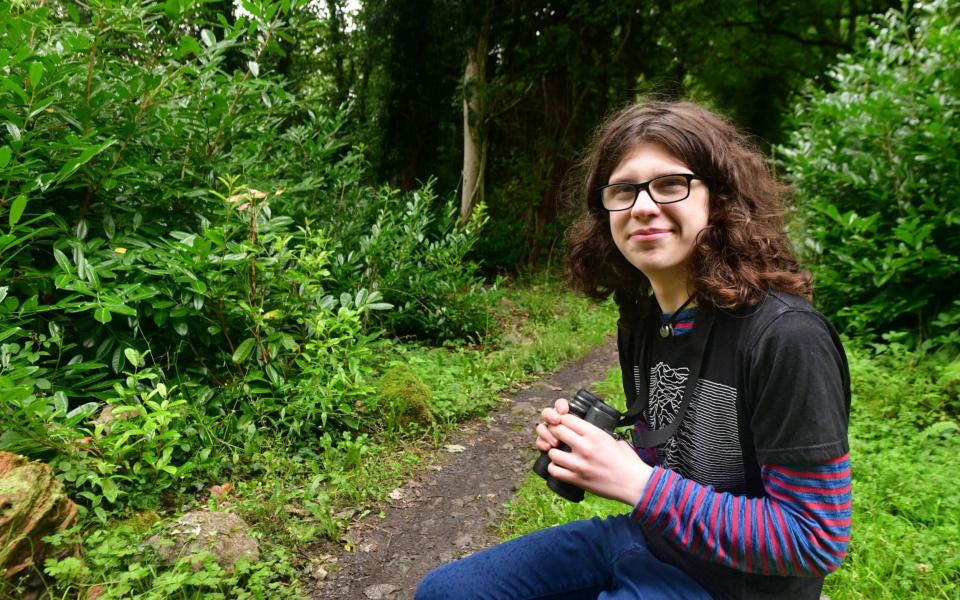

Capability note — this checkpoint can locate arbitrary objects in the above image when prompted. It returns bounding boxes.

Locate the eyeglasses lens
[601,175,691,210]
[650,175,690,203]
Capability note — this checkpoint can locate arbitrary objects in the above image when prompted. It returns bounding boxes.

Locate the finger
[535,422,558,448]
[547,423,586,453]
[540,406,562,425]
[547,447,583,479]
[558,412,600,436]
[554,398,569,415]
[546,460,576,483]
[535,437,554,452]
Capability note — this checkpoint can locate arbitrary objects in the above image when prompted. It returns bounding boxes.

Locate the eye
[654,175,687,190]
[607,183,636,198]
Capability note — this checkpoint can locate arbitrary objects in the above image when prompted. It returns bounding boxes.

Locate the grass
[497,347,960,599]
[23,274,620,599]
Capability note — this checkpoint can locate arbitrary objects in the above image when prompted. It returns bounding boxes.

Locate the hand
[535,399,652,506]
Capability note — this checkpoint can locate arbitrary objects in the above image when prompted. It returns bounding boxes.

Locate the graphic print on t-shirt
[636,361,746,493]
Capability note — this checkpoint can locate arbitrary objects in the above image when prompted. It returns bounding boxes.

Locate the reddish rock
[0,451,78,581]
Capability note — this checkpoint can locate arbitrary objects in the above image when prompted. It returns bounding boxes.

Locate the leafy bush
[332,184,495,343]
[779,0,960,346]
[0,0,491,526]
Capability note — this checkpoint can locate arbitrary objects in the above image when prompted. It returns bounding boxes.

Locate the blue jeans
[415,515,711,599]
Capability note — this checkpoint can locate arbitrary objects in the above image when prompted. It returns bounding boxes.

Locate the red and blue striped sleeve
[631,454,851,576]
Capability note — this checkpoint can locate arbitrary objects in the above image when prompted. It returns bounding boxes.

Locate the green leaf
[173,321,188,336]
[179,36,203,58]
[50,141,116,188]
[248,61,259,77]
[53,248,71,273]
[200,29,215,47]
[111,346,123,373]
[94,307,112,323]
[53,391,68,415]
[104,303,137,317]
[0,145,10,168]
[5,123,20,141]
[103,215,115,239]
[232,337,257,363]
[124,348,140,368]
[28,62,43,89]
[8,194,27,227]
[66,402,99,426]
[100,477,119,503]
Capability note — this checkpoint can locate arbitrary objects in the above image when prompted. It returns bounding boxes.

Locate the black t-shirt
[617,291,851,600]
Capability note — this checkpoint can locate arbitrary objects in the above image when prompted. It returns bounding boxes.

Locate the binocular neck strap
[619,306,716,449]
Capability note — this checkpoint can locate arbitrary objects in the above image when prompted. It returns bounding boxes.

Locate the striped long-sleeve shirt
[631,454,852,576]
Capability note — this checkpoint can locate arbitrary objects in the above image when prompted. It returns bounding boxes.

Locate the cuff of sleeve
[630,466,670,522]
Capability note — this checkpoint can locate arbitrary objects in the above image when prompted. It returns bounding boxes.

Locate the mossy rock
[377,365,435,428]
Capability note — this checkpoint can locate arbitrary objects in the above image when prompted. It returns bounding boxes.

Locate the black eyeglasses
[596,173,705,211]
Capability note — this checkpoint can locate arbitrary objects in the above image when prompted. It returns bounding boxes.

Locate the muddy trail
[307,338,619,600]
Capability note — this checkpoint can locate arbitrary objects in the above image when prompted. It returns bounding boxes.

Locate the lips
[629,227,672,242]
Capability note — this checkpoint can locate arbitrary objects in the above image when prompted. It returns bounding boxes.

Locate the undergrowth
[8,276,617,598]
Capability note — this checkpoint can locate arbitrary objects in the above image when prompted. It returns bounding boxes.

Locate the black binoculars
[532,389,622,502]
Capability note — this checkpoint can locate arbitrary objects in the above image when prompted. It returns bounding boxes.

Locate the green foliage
[332,184,494,343]
[38,522,304,600]
[824,343,960,598]
[0,0,492,511]
[779,0,960,346]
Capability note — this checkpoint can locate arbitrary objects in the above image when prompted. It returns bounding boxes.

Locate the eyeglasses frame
[596,173,707,211]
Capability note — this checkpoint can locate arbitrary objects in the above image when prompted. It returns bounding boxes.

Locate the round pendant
[659,324,672,338]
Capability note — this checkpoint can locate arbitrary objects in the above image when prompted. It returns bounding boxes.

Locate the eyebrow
[607,171,694,183]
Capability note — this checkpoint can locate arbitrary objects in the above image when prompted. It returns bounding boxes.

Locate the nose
[629,188,660,217]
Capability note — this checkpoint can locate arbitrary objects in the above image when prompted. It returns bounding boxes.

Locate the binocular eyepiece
[532,389,622,502]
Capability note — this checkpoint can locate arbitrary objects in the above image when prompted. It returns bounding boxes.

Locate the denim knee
[415,562,460,600]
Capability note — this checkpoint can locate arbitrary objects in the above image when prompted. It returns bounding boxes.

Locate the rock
[0,451,78,581]
[510,401,539,415]
[146,511,259,571]
[90,404,142,434]
[364,583,399,599]
[376,365,435,427]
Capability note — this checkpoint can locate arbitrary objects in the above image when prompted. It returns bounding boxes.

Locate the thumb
[554,397,569,415]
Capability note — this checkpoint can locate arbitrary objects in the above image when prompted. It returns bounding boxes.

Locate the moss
[377,365,435,428]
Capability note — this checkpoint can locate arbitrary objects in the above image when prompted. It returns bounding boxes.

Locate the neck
[649,277,694,314]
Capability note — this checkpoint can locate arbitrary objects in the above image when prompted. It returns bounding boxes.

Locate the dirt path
[308,338,619,600]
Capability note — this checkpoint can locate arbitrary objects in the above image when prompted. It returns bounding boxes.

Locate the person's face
[607,143,710,283]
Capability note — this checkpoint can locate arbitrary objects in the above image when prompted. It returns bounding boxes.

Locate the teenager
[416,101,851,600]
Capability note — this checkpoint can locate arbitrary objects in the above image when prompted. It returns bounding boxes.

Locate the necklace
[659,295,695,338]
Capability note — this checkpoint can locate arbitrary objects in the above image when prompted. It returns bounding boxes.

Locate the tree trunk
[460,13,489,225]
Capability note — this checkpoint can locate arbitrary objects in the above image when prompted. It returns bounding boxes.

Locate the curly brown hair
[565,101,811,315]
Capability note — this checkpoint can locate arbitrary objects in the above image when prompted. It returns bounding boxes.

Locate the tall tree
[298,0,907,267]
[460,2,492,224]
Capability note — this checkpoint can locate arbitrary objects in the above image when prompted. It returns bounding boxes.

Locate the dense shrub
[334,185,494,343]
[0,0,490,521]
[779,0,960,347]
